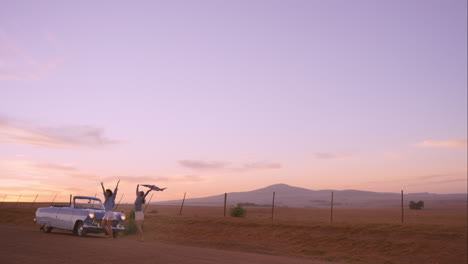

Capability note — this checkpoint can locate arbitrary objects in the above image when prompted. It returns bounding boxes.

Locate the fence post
[401,190,404,224]
[224,193,227,217]
[330,191,334,223]
[0,194,7,207]
[271,192,276,220]
[15,194,22,207]
[50,193,57,206]
[179,192,186,215]
[144,193,154,213]
[114,194,124,211]
[31,194,39,208]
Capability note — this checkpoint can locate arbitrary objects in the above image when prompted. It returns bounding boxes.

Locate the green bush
[409,200,424,210]
[123,210,137,235]
[230,204,247,217]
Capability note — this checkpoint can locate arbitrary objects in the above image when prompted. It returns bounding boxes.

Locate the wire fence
[0,193,101,208]
[1,190,465,226]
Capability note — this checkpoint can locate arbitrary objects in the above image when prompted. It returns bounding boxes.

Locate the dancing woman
[134,184,152,241]
[101,180,120,239]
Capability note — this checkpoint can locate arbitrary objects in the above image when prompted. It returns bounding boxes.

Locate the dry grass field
[1,202,466,263]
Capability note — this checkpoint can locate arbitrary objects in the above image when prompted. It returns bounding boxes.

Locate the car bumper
[83,223,125,232]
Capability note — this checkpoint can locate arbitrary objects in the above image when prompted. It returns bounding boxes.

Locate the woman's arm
[101,182,105,196]
[143,189,152,199]
[113,180,120,199]
[136,184,139,197]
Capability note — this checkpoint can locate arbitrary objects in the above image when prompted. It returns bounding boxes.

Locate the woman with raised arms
[134,184,152,241]
[101,180,120,239]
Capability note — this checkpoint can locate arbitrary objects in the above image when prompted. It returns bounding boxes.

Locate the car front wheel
[75,221,87,237]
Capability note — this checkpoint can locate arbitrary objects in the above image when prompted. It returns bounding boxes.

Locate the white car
[34,196,125,237]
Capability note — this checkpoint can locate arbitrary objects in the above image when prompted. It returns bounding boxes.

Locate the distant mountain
[156,184,466,208]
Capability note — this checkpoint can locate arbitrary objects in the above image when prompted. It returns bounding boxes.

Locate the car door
[47,207,61,228]
[57,207,74,230]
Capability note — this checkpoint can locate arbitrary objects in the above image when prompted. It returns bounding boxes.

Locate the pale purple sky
[0,0,466,202]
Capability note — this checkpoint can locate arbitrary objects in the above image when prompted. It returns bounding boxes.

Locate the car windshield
[74,198,104,210]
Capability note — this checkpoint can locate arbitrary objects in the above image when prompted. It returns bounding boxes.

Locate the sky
[0,0,466,203]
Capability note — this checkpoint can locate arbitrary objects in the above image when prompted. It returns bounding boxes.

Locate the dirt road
[0,225,331,264]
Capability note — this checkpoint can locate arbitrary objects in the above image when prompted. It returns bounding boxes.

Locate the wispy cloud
[179,160,282,172]
[0,178,89,198]
[31,162,78,172]
[179,160,229,170]
[414,139,467,148]
[366,173,467,188]
[43,30,63,50]
[241,162,282,170]
[0,27,65,81]
[0,115,120,149]
[384,152,402,160]
[415,174,450,181]
[315,153,352,160]
[407,178,467,187]
[102,175,204,184]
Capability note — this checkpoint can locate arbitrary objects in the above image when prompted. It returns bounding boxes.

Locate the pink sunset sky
[0,0,466,203]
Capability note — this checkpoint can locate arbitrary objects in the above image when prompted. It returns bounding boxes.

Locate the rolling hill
[156,184,466,208]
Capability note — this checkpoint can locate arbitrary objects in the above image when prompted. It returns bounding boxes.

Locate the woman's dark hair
[139,191,146,204]
[106,189,113,197]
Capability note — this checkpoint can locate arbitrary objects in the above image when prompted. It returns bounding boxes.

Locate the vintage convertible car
[34,196,126,237]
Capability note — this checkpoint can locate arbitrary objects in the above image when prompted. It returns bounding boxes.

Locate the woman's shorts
[103,211,116,220]
[135,211,144,221]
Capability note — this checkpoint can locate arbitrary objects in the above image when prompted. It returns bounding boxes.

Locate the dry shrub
[230,204,246,218]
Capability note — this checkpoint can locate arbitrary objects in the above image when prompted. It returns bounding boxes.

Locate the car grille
[90,219,121,228]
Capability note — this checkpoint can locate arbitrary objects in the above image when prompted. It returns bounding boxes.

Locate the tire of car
[41,224,52,233]
[75,221,87,237]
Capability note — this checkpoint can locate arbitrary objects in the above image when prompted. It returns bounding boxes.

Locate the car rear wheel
[75,221,87,237]
[41,224,52,233]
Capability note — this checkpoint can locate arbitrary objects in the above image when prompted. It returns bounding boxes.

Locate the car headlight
[88,212,95,219]
[120,214,126,221]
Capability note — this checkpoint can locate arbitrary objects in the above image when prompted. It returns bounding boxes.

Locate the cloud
[414,139,467,148]
[0,27,66,81]
[415,174,449,181]
[0,73,21,81]
[27,57,66,80]
[407,178,467,187]
[43,31,63,50]
[315,153,352,160]
[412,174,468,186]
[366,174,467,188]
[0,115,120,148]
[102,175,204,184]
[384,152,402,160]
[242,162,282,170]
[179,160,229,170]
[0,178,88,197]
[179,160,282,172]
[31,163,78,172]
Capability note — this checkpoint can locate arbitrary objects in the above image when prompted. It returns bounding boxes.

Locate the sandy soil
[1,205,466,263]
[0,225,332,264]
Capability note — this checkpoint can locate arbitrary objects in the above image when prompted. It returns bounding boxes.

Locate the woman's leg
[107,221,113,239]
[101,218,107,236]
[136,220,143,241]
[102,219,112,238]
